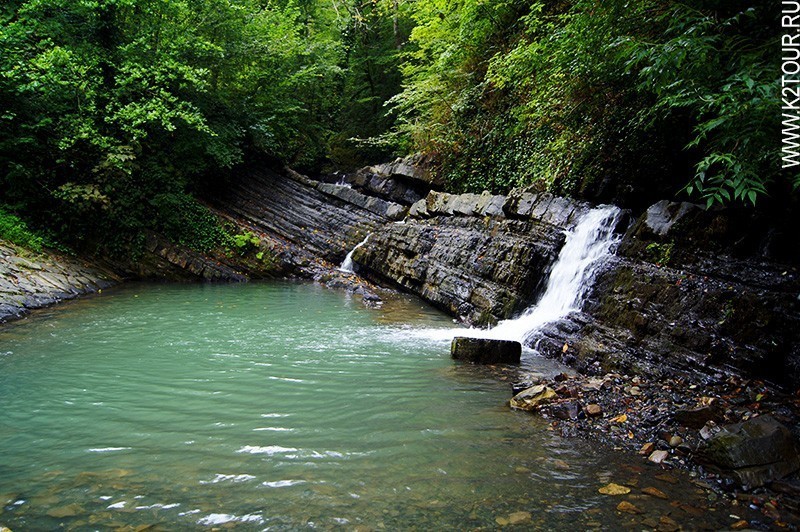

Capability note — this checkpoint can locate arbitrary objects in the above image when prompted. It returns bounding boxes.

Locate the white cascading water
[413,205,623,344]
[338,234,371,273]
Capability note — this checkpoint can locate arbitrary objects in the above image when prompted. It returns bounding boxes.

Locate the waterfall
[411,205,623,344]
[484,205,623,343]
[338,234,371,273]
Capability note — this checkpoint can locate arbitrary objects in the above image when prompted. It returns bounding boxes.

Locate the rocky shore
[0,242,119,323]
[496,367,800,529]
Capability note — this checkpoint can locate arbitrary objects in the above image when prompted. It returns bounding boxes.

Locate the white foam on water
[236,445,298,455]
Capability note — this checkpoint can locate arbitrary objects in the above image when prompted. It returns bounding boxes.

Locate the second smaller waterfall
[338,234,371,273]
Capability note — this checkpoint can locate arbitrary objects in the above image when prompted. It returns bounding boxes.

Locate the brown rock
[639,442,655,455]
[585,404,603,416]
[730,521,749,530]
[616,501,643,514]
[642,487,669,499]
[552,459,570,470]
[658,515,680,532]
[655,473,679,484]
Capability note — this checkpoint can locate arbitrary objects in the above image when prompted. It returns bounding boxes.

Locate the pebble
[639,442,655,455]
[507,511,532,525]
[668,435,683,447]
[658,515,680,532]
[730,520,749,530]
[616,501,643,514]
[642,487,669,500]
[599,483,631,495]
[552,459,570,470]
[654,474,679,485]
[585,404,603,416]
[648,450,669,464]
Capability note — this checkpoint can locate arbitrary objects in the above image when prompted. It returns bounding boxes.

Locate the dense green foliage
[0,0,397,253]
[0,0,788,256]
[0,207,45,251]
[389,0,790,208]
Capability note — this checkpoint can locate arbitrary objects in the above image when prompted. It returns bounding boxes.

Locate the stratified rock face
[451,337,521,364]
[533,200,800,386]
[213,167,405,266]
[698,415,800,488]
[352,189,589,325]
[354,217,562,325]
[0,242,118,322]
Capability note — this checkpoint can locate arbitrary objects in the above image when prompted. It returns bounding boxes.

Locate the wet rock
[648,450,669,464]
[658,515,680,532]
[585,404,603,417]
[47,503,84,518]
[643,200,702,237]
[669,436,683,447]
[698,415,800,488]
[535,198,800,388]
[616,501,643,514]
[642,487,668,500]
[507,511,532,525]
[510,385,556,411]
[674,405,723,429]
[654,474,679,485]
[599,483,631,495]
[552,459,570,470]
[639,443,655,456]
[699,421,721,440]
[451,337,521,365]
[542,400,581,420]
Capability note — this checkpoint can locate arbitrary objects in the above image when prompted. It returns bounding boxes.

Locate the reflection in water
[0,282,736,529]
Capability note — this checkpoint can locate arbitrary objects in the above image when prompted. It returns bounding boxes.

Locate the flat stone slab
[451,337,521,364]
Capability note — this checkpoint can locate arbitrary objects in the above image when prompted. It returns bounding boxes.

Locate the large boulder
[451,337,521,364]
[698,415,800,489]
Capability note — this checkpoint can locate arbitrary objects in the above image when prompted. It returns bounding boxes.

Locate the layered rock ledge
[0,242,119,323]
[533,200,800,387]
[352,190,597,325]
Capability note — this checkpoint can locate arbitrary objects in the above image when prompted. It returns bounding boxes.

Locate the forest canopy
[0,0,790,254]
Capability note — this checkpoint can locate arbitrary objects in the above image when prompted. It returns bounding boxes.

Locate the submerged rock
[450,337,521,364]
[698,415,800,488]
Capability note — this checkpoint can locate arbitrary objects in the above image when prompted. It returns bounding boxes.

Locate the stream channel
[0,281,753,530]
